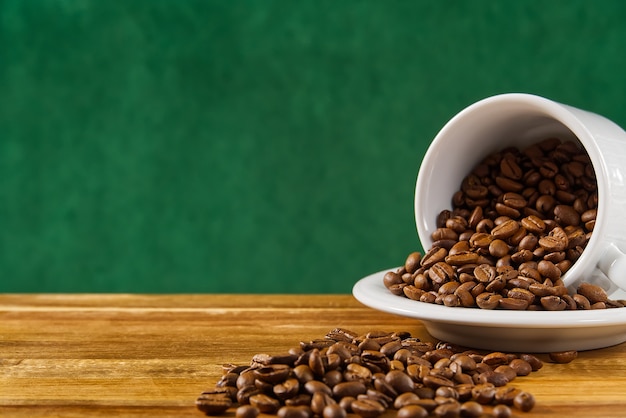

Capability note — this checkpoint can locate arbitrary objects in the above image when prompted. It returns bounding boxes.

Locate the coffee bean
[499,297,529,310]
[250,394,281,414]
[277,406,312,418]
[471,383,496,405]
[513,391,536,412]
[488,239,509,258]
[500,155,523,180]
[429,262,456,284]
[492,404,513,418]
[459,401,483,418]
[445,252,480,266]
[383,271,403,289]
[432,402,461,418]
[310,392,336,416]
[351,399,385,418]
[304,380,332,396]
[405,252,422,274]
[421,247,448,268]
[254,364,291,384]
[495,176,524,192]
[322,404,345,418]
[494,386,522,406]
[573,293,591,310]
[554,205,581,226]
[393,392,421,409]
[540,295,567,311]
[196,390,233,415]
[491,219,520,239]
[477,370,510,387]
[397,404,429,418]
[476,292,501,309]
[332,381,366,399]
[236,405,260,418]
[549,350,578,364]
[508,359,532,376]
[577,283,608,304]
[517,354,542,372]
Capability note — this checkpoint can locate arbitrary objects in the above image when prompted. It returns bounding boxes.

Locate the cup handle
[597,243,626,292]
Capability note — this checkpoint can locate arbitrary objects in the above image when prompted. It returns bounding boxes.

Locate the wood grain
[1,294,625,417]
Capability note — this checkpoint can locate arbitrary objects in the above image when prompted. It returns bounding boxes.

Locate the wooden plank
[1,294,625,417]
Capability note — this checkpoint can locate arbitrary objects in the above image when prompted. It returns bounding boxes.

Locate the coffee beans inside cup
[385,137,625,311]
[196,328,546,417]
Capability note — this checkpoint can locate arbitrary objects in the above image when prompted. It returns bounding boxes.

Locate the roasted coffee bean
[493,365,517,382]
[393,392,422,409]
[351,398,386,418]
[519,354,544,371]
[277,406,312,418]
[236,405,260,418]
[476,292,501,309]
[249,394,281,414]
[495,176,524,192]
[405,252,422,274]
[445,251,480,266]
[322,404,345,418]
[383,271,403,289]
[430,262,456,284]
[470,383,496,405]
[554,205,580,226]
[432,402,461,418]
[573,293,591,310]
[459,401,483,418]
[494,386,522,406]
[507,288,535,304]
[549,350,578,364]
[292,365,314,384]
[540,295,567,311]
[274,378,300,400]
[304,380,332,395]
[421,247,448,268]
[422,375,455,389]
[255,364,291,384]
[285,394,312,407]
[473,264,496,283]
[491,219,520,239]
[196,390,233,415]
[310,392,336,416]
[513,391,536,412]
[492,404,513,418]
[332,381,366,399]
[508,359,532,376]
[577,283,608,304]
[488,239,509,258]
[397,404,429,418]
[499,297,529,310]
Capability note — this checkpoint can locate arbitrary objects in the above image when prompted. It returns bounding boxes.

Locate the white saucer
[352,269,626,353]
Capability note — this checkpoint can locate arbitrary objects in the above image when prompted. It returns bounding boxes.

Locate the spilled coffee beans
[385,138,626,311]
[196,329,541,417]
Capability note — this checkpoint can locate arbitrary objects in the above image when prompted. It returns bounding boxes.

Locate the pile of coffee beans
[197,329,547,418]
[384,137,625,310]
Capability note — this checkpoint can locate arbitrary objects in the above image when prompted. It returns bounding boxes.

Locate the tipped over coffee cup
[414,93,626,297]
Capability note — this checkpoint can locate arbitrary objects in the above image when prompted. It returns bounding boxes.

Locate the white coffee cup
[414,93,626,295]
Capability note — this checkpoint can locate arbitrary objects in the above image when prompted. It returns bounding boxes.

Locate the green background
[1,1,625,293]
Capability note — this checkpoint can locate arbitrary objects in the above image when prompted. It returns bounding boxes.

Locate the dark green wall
[1,1,625,293]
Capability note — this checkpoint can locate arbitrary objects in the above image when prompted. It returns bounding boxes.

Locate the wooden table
[1,294,625,417]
